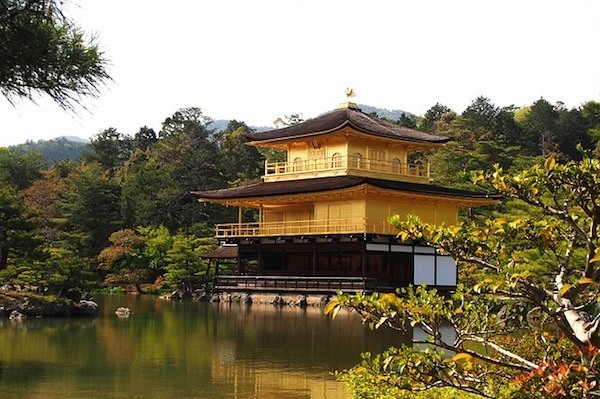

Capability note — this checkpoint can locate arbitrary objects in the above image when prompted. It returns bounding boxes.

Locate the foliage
[98,227,217,293]
[0,185,40,269]
[59,162,122,256]
[1,247,96,296]
[215,120,263,185]
[329,153,600,398]
[98,228,150,294]
[132,126,158,151]
[0,147,44,189]
[0,0,110,109]
[120,150,181,229]
[418,103,453,133]
[163,235,216,290]
[84,128,133,172]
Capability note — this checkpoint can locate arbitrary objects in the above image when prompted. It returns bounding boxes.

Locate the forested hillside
[10,136,89,164]
[1,97,599,295]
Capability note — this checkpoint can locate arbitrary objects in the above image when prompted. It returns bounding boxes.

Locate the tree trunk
[135,282,144,295]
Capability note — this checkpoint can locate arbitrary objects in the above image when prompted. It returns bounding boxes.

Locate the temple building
[193,101,495,293]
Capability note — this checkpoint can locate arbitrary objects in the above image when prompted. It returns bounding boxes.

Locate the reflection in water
[0,295,406,399]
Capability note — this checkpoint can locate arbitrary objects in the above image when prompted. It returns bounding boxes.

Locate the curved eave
[246,123,449,151]
[191,177,500,208]
[245,108,450,147]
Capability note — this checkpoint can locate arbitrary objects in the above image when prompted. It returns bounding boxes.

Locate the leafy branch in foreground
[0,0,110,109]
[328,152,600,398]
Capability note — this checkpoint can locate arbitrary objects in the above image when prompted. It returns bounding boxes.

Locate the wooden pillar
[258,247,262,274]
[312,240,317,276]
[361,241,367,278]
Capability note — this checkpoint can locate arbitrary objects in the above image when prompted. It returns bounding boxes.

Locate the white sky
[1,0,599,146]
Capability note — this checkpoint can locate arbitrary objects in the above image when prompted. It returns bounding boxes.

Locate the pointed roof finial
[338,88,360,110]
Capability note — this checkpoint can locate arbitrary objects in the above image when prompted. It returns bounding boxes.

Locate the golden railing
[215,218,398,238]
[264,155,430,180]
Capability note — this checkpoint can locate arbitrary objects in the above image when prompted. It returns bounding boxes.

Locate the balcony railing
[215,275,378,293]
[264,155,430,182]
[215,218,398,238]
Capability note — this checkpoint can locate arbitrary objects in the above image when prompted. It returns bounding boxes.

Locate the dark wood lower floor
[212,234,457,292]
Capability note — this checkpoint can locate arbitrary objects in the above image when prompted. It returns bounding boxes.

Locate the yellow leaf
[398,231,409,242]
[539,229,552,241]
[579,277,595,286]
[558,284,573,297]
[375,316,388,329]
[455,308,463,314]
[545,157,556,172]
[451,352,473,362]
[324,300,340,317]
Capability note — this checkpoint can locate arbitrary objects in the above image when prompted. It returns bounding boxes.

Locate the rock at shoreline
[115,307,132,317]
[293,295,308,307]
[73,300,99,316]
[9,310,27,320]
[0,294,99,319]
[240,293,252,304]
[272,294,285,306]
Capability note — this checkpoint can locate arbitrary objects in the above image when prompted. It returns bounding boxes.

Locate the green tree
[216,120,263,185]
[98,228,150,294]
[0,0,109,109]
[0,147,44,189]
[84,128,132,172]
[582,101,600,145]
[518,98,559,156]
[460,96,499,133]
[396,113,418,129]
[132,126,158,151]
[151,107,228,230]
[60,162,121,257]
[120,150,181,229]
[160,107,213,139]
[329,153,600,398]
[0,186,39,269]
[556,106,592,160]
[3,247,96,296]
[164,235,215,291]
[418,103,453,132]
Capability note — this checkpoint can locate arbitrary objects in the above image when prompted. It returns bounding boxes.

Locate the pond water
[0,294,405,399]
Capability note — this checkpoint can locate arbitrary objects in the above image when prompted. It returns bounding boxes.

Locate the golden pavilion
[193,101,494,293]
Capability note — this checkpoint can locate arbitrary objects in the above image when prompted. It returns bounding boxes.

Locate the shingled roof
[192,176,498,201]
[245,107,450,144]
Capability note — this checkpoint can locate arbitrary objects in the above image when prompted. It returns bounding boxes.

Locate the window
[293,157,304,171]
[332,152,342,168]
[391,158,401,173]
[368,149,386,171]
[351,152,362,168]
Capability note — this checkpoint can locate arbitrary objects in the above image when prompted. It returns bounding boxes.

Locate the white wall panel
[436,256,456,286]
[414,255,435,285]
